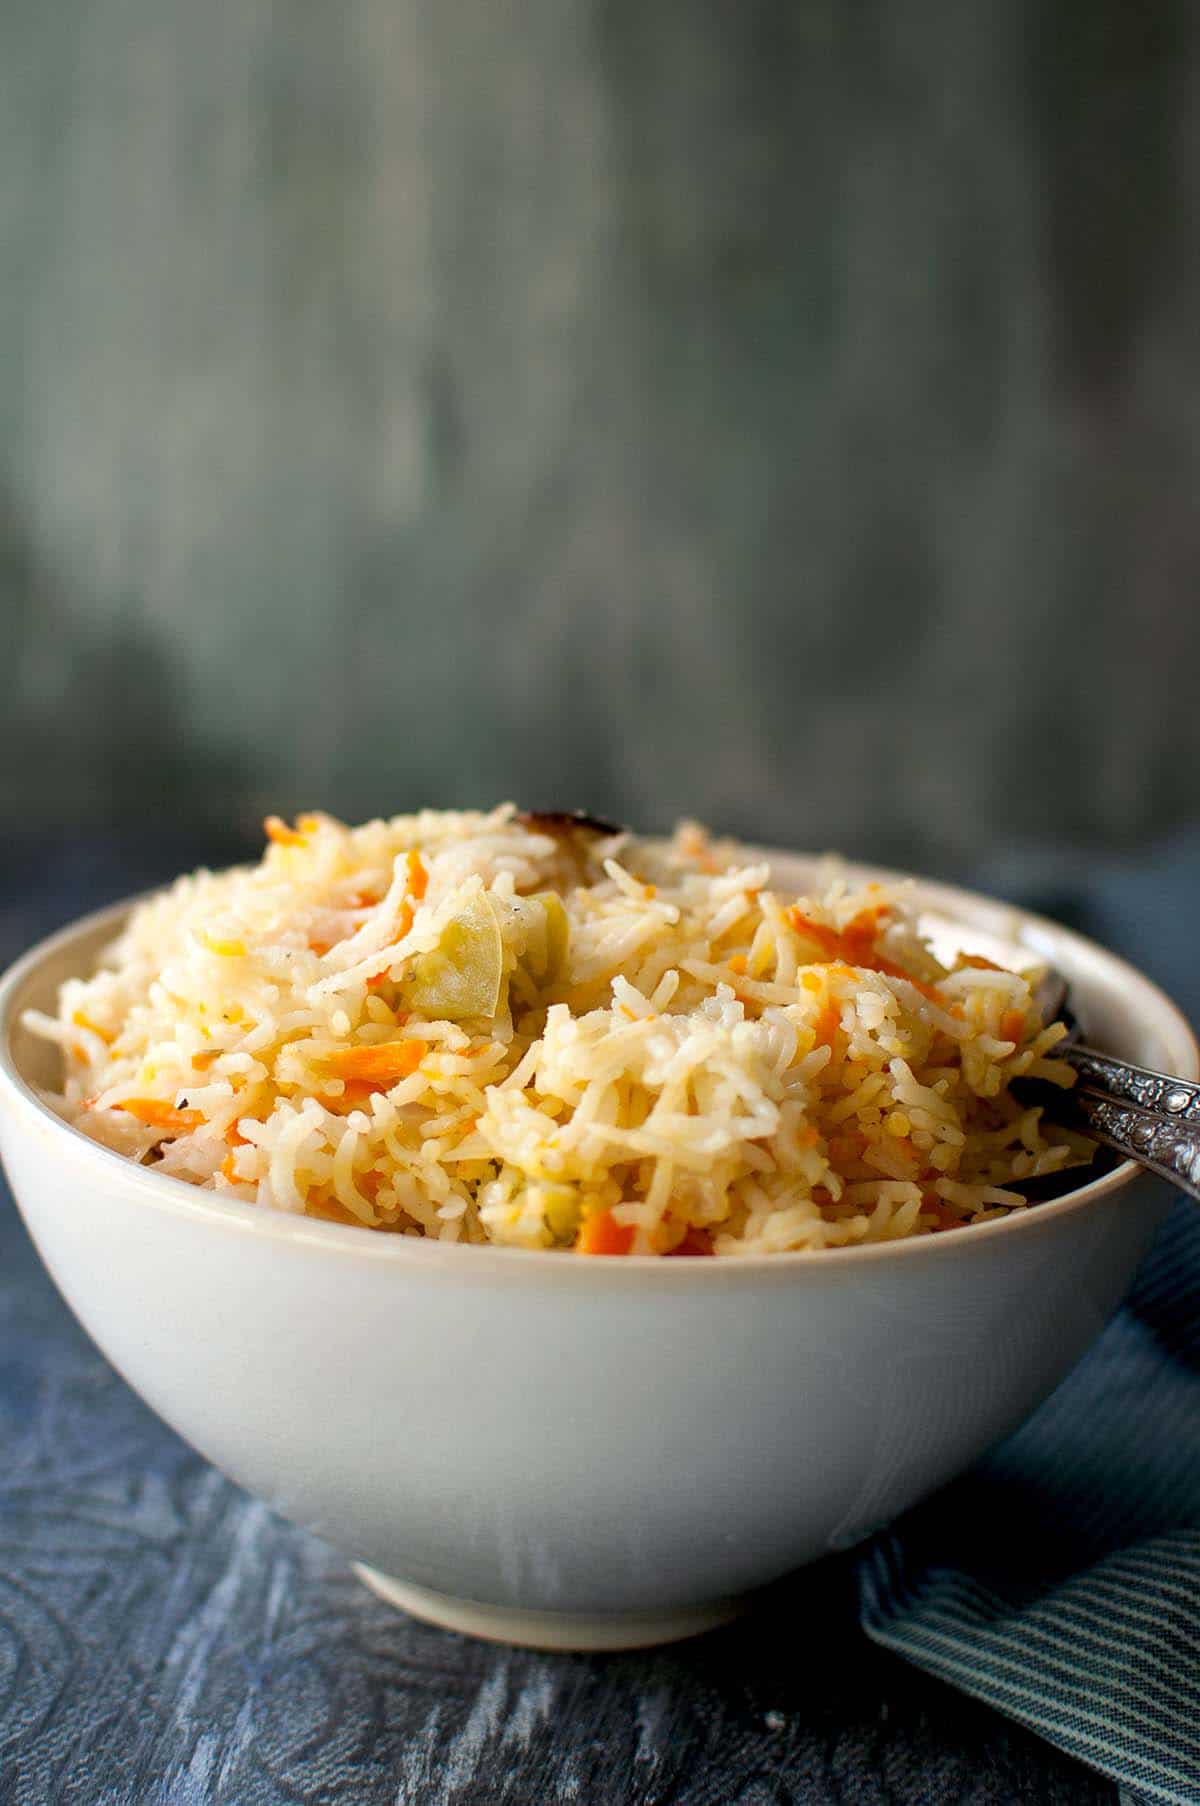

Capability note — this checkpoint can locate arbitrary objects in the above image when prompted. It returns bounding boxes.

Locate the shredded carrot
[957,953,1004,973]
[789,907,883,965]
[264,814,307,847]
[666,1227,714,1256]
[575,1209,636,1256]
[811,1001,842,1046]
[644,883,657,899]
[366,971,389,991]
[406,848,428,901]
[191,1048,220,1071]
[308,939,333,957]
[323,1041,428,1085]
[797,1124,821,1149]
[220,1152,240,1182]
[115,1099,204,1132]
[728,953,748,975]
[225,1121,249,1145]
[876,960,954,1009]
[345,890,380,911]
[325,1080,379,1109]
[1000,1008,1026,1047]
[789,907,951,1009]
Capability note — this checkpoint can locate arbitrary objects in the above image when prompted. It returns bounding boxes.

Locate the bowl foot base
[353,1563,745,1651]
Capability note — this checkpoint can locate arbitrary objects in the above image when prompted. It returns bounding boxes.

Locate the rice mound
[26,806,1088,1255]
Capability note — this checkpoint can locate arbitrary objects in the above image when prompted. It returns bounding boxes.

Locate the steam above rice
[26,807,1088,1254]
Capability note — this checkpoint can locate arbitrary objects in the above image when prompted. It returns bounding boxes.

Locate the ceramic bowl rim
[1,855,1195,1285]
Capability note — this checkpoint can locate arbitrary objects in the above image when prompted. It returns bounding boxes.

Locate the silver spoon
[1013,973,1200,1202]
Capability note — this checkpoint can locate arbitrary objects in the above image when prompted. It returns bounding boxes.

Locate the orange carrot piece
[322,1080,378,1109]
[406,849,428,901]
[789,910,851,962]
[728,953,748,975]
[220,1152,240,1182]
[789,907,951,1009]
[790,906,886,962]
[957,953,1005,973]
[575,1209,636,1256]
[867,957,951,1010]
[812,1001,841,1046]
[323,1041,428,1085]
[264,814,307,847]
[1000,1008,1026,1046]
[115,1099,204,1132]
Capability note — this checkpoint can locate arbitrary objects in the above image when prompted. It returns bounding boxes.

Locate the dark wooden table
[0,834,1132,1803]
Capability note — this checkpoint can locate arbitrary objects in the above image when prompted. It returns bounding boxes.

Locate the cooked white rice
[25,807,1088,1255]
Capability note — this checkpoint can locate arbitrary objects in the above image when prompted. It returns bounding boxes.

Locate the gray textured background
[2,0,1197,869]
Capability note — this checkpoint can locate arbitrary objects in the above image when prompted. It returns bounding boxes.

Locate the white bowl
[0,853,1194,1651]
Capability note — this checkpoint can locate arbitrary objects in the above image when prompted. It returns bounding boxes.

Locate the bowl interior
[6,909,128,1091]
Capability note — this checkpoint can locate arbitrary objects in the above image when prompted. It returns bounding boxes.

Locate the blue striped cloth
[859,1198,1200,1805]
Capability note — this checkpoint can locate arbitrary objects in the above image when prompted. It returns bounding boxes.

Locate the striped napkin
[859,1194,1200,1806]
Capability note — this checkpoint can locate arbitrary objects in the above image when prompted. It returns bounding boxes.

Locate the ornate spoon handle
[1064,1046,1200,1124]
[1044,1047,1200,1201]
